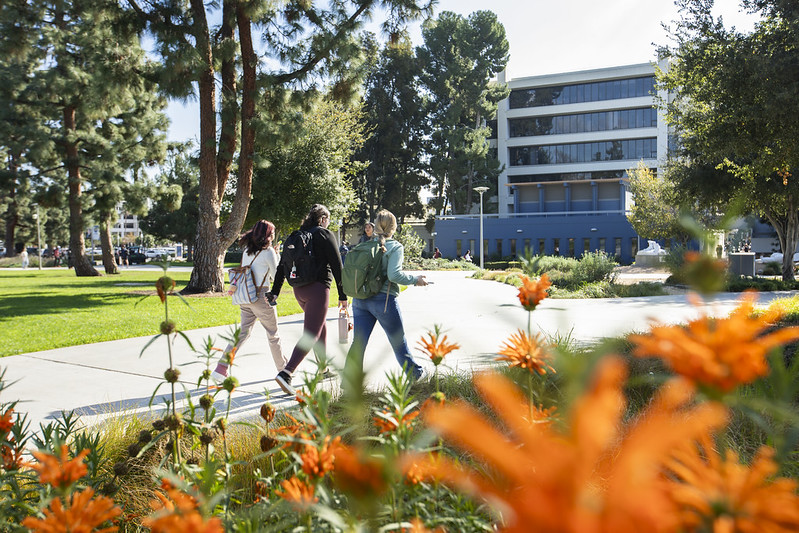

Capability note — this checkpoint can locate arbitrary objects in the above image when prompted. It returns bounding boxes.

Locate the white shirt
[242,247,279,290]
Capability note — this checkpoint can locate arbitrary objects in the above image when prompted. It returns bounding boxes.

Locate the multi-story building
[111,204,142,243]
[434,63,669,263]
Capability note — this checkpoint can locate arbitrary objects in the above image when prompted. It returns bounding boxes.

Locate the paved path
[1,270,791,431]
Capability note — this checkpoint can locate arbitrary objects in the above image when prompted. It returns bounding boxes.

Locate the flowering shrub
[1,257,799,531]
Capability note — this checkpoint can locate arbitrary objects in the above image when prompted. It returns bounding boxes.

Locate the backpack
[341,239,387,299]
[281,227,319,287]
[228,250,269,305]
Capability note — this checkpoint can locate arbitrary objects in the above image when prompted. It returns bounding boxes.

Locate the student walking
[358,222,375,244]
[270,204,347,395]
[344,209,427,389]
[212,220,287,380]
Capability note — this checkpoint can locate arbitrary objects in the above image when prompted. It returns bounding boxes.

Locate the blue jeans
[346,292,422,380]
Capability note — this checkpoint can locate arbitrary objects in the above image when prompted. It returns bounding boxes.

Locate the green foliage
[247,101,365,237]
[658,4,799,279]
[394,223,424,260]
[570,251,618,285]
[627,161,686,242]
[418,10,509,216]
[519,253,579,277]
[354,38,430,224]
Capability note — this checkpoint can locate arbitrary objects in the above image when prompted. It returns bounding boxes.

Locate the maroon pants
[285,282,330,373]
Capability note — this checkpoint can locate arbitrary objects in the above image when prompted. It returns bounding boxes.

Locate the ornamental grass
[2,253,799,531]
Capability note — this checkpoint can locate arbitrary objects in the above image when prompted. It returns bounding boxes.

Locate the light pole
[33,203,42,270]
[474,186,489,269]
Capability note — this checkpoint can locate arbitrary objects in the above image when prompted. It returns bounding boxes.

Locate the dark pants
[285,282,329,373]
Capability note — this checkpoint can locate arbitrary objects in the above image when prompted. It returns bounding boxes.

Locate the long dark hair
[239,220,275,255]
[299,204,330,231]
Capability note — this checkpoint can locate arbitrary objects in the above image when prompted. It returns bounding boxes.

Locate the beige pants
[224,293,287,371]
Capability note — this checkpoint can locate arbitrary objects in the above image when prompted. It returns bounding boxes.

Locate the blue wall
[434,213,639,263]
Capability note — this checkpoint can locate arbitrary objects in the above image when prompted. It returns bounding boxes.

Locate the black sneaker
[275,371,295,395]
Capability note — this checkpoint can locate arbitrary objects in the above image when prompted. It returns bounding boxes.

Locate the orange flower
[402,518,446,533]
[0,407,13,432]
[300,435,340,479]
[417,327,460,366]
[517,273,551,311]
[143,484,224,533]
[28,445,89,489]
[496,329,555,375]
[331,444,388,498]
[155,276,175,303]
[373,407,420,434]
[275,476,317,511]
[22,487,121,533]
[630,292,799,391]
[665,437,799,532]
[412,359,728,533]
[2,440,23,470]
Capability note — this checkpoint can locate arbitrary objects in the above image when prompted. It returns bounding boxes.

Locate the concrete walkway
[1,270,791,430]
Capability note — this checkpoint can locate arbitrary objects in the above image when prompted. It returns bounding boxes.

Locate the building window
[508,170,632,184]
[524,238,531,255]
[599,237,606,253]
[584,238,591,254]
[509,76,655,109]
[496,239,503,258]
[615,238,622,257]
[509,107,657,137]
[470,240,476,256]
[510,239,517,257]
[538,239,546,255]
[568,238,575,257]
[510,138,657,166]
[553,238,560,256]
[456,239,462,257]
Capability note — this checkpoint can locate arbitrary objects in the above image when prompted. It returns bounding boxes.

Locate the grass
[0,270,341,357]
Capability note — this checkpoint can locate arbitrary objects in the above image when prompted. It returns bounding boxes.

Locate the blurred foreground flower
[630,292,799,392]
[497,329,555,376]
[517,273,551,311]
[665,435,799,532]
[373,406,420,434]
[413,358,729,532]
[276,476,318,511]
[678,251,727,295]
[22,487,121,533]
[143,483,223,533]
[27,445,89,489]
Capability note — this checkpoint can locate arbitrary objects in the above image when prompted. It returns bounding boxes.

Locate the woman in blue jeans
[344,209,427,388]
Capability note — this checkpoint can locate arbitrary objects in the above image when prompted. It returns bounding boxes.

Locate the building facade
[434,63,669,263]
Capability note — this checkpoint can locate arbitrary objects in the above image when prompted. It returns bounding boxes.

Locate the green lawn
[0,270,320,357]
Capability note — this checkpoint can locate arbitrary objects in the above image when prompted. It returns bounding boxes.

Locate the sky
[164,0,761,143]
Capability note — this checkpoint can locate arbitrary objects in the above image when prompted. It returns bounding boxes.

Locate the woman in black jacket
[270,204,347,394]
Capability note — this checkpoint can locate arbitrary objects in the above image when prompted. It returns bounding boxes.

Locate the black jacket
[272,226,346,301]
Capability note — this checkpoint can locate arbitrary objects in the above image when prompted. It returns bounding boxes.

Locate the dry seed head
[152,419,166,431]
[164,368,180,383]
[199,428,215,445]
[260,435,278,452]
[160,320,177,335]
[164,414,183,431]
[127,442,142,458]
[138,430,153,444]
[199,394,214,411]
[113,461,129,477]
[260,403,276,423]
[222,376,239,393]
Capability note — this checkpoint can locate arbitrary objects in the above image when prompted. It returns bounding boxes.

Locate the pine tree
[128,0,434,293]
[4,0,167,276]
[417,10,509,215]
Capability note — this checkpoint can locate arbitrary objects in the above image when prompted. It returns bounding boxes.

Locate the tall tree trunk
[183,1,255,293]
[4,154,18,257]
[100,216,118,274]
[764,198,798,281]
[64,106,100,277]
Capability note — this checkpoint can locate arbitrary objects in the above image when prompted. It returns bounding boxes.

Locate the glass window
[584,238,591,254]
[553,238,561,256]
[496,239,503,258]
[599,237,606,253]
[568,238,575,257]
[524,239,531,254]
[538,238,546,255]
[510,239,517,257]
[456,239,462,257]
[615,238,622,257]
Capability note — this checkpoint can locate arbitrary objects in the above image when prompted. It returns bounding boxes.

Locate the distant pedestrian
[359,222,375,244]
[462,249,472,262]
[20,248,29,269]
[340,241,350,263]
[120,246,129,267]
[344,209,427,392]
[53,247,61,267]
[433,247,442,259]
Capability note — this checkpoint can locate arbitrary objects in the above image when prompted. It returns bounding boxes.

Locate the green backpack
[341,240,387,299]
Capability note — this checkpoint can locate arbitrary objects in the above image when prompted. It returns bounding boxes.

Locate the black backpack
[281,227,319,287]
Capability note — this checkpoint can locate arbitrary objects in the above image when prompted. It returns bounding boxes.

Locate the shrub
[762,261,781,276]
[571,251,618,284]
[394,224,424,259]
